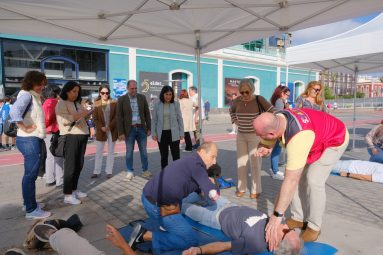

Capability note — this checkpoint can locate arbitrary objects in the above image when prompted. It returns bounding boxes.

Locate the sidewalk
[1,111,382,254]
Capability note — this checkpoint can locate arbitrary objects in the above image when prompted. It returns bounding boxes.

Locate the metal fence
[325,97,383,109]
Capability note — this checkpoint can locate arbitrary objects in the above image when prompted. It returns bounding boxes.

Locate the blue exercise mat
[119,217,337,255]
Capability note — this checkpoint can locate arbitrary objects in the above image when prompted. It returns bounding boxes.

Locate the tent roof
[1,0,383,55]
[286,13,383,74]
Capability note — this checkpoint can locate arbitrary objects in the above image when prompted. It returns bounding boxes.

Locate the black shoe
[4,248,26,255]
[33,223,58,242]
[128,223,146,250]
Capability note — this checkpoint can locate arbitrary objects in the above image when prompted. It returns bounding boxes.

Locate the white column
[129,47,136,80]
[276,66,281,86]
[217,59,223,108]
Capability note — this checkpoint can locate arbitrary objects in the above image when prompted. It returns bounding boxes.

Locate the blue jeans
[182,193,231,230]
[368,145,383,164]
[141,194,198,252]
[16,136,42,213]
[270,140,282,174]
[125,127,148,172]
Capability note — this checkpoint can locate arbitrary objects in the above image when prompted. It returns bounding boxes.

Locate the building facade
[0,34,316,108]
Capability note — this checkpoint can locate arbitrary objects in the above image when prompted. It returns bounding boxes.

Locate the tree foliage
[324,86,335,99]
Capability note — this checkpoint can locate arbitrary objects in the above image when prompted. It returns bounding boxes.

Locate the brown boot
[286,218,306,229]
[300,226,321,242]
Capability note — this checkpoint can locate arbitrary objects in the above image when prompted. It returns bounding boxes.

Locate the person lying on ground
[332,160,383,184]
[180,193,302,255]
[21,223,137,255]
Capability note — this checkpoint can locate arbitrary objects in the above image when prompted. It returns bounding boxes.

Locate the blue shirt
[143,153,217,205]
[10,91,32,122]
[219,206,268,254]
[128,94,141,124]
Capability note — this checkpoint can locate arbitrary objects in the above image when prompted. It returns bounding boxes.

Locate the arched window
[169,69,193,96]
[293,80,305,99]
[245,76,260,95]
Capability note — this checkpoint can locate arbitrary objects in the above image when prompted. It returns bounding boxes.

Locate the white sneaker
[64,195,81,205]
[73,190,87,198]
[25,207,51,219]
[22,202,45,212]
[126,172,134,180]
[271,171,284,180]
[229,131,236,134]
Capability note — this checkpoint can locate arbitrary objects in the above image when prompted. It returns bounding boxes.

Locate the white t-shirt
[332,160,383,183]
[190,93,205,121]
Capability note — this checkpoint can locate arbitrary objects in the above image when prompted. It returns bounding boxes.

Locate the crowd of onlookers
[4,69,383,255]
[0,96,17,151]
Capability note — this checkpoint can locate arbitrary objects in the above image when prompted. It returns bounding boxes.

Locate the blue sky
[291,12,380,46]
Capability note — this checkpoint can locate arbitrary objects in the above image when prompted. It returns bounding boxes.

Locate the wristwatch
[273,210,284,217]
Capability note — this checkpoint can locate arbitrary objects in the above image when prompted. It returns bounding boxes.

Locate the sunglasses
[240,91,250,95]
[100,92,110,95]
[312,88,321,93]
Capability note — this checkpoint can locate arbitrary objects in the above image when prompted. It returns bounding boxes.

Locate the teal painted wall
[0,34,318,108]
[136,54,218,107]
[109,52,129,91]
[223,61,278,103]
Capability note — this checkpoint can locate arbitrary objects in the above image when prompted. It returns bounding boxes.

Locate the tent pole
[195,30,203,144]
[352,66,359,150]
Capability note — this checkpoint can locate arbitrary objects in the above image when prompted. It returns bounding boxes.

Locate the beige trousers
[291,137,349,231]
[50,228,106,255]
[236,132,262,194]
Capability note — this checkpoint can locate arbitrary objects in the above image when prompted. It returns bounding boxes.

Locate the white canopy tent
[287,13,383,149]
[1,0,383,141]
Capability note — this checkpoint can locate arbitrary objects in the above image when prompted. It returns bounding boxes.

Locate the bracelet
[198,246,203,254]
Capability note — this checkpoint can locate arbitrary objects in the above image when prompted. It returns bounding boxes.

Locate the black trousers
[63,134,88,194]
[158,130,180,169]
[184,132,193,151]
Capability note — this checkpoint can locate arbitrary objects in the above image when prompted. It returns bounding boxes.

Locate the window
[2,39,108,82]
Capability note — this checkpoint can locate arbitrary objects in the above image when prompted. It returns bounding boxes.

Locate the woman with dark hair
[42,85,64,187]
[151,85,184,169]
[91,85,118,178]
[55,81,92,205]
[9,70,51,219]
[268,85,291,180]
[179,89,195,152]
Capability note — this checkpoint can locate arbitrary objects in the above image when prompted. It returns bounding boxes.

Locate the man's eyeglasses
[312,88,321,93]
[100,92,110,95]
[240,91,250,95]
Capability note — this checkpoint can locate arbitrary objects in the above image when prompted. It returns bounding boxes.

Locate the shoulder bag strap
[22,95,33,119]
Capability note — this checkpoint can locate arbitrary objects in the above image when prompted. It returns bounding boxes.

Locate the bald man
[253,109,349,250]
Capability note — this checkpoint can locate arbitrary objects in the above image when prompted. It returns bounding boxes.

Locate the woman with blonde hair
[92,85,118,179]
[295,81,327,112]
[230,78,274,199]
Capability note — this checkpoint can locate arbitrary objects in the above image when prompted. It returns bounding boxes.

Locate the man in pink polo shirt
[253,108,349,251]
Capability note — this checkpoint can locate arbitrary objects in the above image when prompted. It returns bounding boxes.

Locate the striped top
[230,96,274,133]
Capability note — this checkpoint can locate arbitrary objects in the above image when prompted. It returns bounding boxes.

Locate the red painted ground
[0,133,237,167]
[0,118,378,167]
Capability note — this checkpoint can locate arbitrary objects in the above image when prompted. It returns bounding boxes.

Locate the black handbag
[4,96,32,137]
[49,132,66,157]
